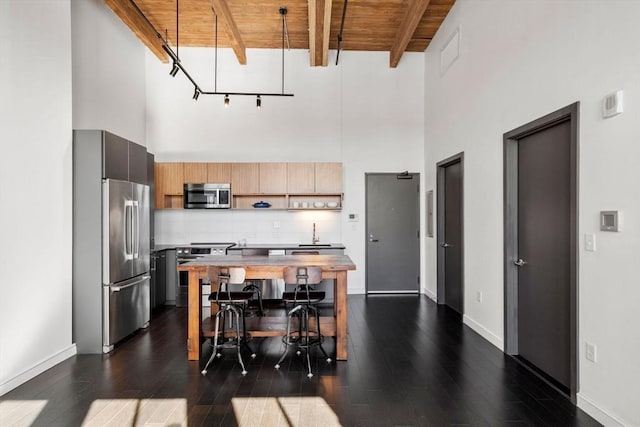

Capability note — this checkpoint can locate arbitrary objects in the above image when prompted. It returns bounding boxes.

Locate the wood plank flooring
[0,295,601,426]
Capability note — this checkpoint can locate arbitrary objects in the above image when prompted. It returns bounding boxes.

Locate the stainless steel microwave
[183,183,231,209]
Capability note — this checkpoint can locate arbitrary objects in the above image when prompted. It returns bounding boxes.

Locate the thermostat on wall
[600,210,621,232]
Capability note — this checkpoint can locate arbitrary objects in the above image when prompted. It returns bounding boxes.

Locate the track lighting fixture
[134,2,294,106]
[169,62,179,77]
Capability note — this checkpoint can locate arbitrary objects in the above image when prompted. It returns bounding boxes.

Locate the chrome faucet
[312,223,320,244]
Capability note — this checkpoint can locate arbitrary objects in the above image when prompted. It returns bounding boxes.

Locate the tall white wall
[424,1,640,425]
[72,0,146,144]
[0,0,74,395]
[148,48,425,293]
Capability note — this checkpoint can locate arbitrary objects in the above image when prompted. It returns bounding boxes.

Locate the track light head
[169,62,179,77]
[224,94,230,107]
[256,95,262,109]
[193,88,200,100]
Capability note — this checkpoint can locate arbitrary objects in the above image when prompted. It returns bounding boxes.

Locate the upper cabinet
[231,163,259,194]
[100,130,148,184]
[155,162,184,209]
[208,163,232,183]
[287,163,315,194]
[315,162,343,194]
[183,163,208,183]
[154,161,343,210]
[259,163,288,194]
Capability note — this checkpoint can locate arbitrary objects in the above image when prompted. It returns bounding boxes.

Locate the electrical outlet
[585,342,597,363]
[476,291,482,303]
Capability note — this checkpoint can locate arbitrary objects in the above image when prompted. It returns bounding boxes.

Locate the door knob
[514,258,527,267]
[440,242,451,248]
[369,234,379,242]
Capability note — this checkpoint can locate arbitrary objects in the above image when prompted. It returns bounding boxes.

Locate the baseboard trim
[422,288,436,301]
[463,314,504,351]
[577,393,627,427]
[0,344,77,397]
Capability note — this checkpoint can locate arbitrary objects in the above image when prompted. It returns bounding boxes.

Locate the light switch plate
[584,234,596,252]
[348,213,359,222]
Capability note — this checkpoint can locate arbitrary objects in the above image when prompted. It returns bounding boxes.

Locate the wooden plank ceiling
[105,0,455,68]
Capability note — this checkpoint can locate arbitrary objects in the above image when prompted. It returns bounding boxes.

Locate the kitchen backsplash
[155,209,343,245]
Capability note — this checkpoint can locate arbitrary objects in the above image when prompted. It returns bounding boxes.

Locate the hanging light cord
[214,11,218,93]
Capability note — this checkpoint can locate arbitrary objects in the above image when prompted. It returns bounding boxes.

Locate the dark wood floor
[2,295,601,426]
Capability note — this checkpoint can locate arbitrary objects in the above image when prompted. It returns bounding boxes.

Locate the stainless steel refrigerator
[73,129,152,354]
[102,179,151,352]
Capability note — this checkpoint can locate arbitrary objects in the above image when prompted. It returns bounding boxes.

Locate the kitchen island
[178,254,356,361]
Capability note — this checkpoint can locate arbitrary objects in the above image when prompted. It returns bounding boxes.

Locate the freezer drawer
[103,275,150,353]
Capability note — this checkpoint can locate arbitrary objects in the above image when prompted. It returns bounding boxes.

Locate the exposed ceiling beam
[211,0,247,65]
[104,0,169,62]
[389,0,431,68]
[308,0,333,67]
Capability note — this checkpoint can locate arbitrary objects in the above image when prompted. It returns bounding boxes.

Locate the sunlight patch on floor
[232,396,342,427]
[81,398,187,426]
[0,400,48,426]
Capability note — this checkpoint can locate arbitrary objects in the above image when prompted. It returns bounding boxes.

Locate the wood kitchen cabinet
[155,162,184,209]
[231,163,259,194]
[315,162,343,194]
[287,162,315,193]
[207,163,232,183]
[155,161,343,210]
[259,163,287,194]
[183,162,208,183]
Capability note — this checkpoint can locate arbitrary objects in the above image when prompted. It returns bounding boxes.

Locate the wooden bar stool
[201,267,255,376]
[275,266,332,378]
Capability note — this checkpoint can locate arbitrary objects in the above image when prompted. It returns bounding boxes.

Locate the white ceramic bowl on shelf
[326,202,339,208]
[313,202,325,208]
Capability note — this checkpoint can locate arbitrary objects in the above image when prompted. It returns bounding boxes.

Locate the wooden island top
[178,254,356,361]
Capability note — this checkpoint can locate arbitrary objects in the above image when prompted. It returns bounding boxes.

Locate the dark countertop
[153,242,237,251]
[154,243,345,252]
[227,243,345,250]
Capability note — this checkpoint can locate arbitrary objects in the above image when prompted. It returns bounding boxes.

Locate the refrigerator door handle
[110,275,151,292]
[124,200,134,260]
[133,200,140,259]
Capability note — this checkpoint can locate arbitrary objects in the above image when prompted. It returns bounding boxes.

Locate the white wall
[424,1,640,425]
[72,0,147,144]
[0,0,75,395]
[148,48,425,293]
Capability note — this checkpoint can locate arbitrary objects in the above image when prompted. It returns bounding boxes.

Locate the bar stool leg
[201,309,223,375]
[304,307,313,378]
[275,305,301,369]
[231,306,247,376]
[312,304,331,363]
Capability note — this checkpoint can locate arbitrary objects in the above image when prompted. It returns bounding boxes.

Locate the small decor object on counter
[313,202,325,208]
[291,201,300,208]
[252,201,271,208]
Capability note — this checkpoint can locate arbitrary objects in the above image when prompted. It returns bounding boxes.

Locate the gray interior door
[366,173,420,293]
[442,160,463,313]
[517,120,571,389]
